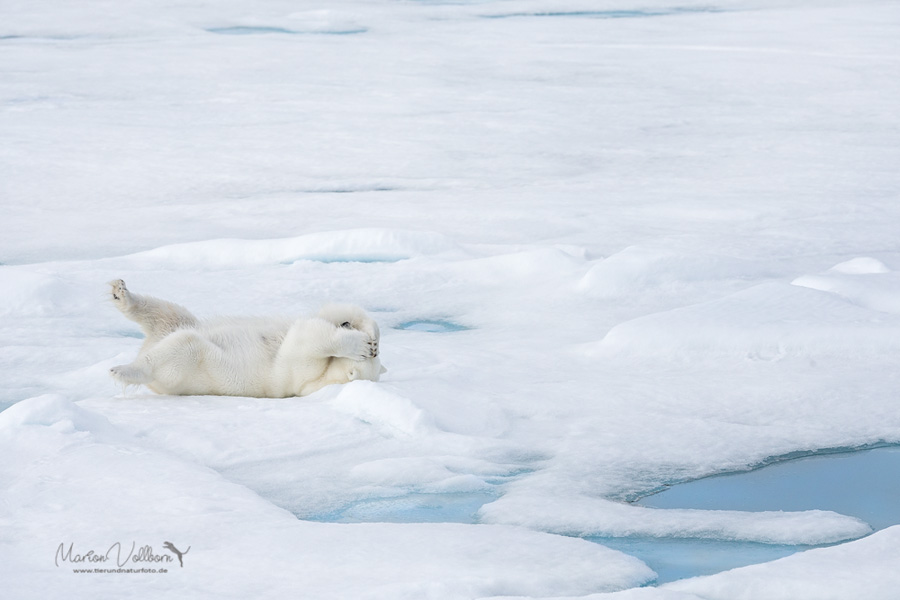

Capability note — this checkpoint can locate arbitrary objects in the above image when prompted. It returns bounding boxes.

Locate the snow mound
[286,9,368,34]
[120,229,462,269]
[328,381,437,437]
[0,394,122,441]
[328,522,657,598]
[349,457,493,493]
[593,282,900,359]
[578,246,766,299]
[828,257,891,275]
[452,247,583,286]
[478,493,872,546]
[0,270,86,317]
[665,526,900,600]
[792,262,900,314]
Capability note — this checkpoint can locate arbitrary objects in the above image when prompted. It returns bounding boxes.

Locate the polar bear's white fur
[108,279,385,397]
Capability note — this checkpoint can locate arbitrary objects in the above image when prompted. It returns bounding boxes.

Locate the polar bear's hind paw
[110,363,151,385]
[109,279,131,306]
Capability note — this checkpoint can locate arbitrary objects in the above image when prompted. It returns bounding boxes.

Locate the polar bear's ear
[380,365,388,374]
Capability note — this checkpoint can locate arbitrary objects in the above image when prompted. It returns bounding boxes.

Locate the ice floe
[3,0,900,597]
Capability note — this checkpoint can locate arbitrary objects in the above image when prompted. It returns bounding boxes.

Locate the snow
[3,0,900,596]
[665,526,900,600]
[0,396,654,599]
[592,280,900,360]
[121,229,463,269]
[792,259,900,313]
[478,494,872,545]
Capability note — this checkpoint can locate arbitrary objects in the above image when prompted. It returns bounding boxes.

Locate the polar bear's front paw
[109,279,132,307]
[357,332,378,359]
[340,330,378,361]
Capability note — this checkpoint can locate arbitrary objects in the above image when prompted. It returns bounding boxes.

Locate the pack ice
[2,0,900,598]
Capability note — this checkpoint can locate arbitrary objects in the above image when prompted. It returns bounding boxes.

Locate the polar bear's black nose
[341,322,352,329]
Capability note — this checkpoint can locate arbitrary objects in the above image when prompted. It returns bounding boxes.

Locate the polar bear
[108,279,385,397]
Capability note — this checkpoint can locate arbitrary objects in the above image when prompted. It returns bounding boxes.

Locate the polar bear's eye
[341,321,352,329]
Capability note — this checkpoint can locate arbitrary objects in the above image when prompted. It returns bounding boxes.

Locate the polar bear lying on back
[108,279,385,397]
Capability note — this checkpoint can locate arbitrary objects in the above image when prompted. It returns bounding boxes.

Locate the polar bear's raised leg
[281,318,378,363]
[110,279,199,342]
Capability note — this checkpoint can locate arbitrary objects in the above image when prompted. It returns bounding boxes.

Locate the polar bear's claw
[357,336,378,360]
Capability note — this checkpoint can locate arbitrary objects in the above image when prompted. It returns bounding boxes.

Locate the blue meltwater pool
[304,445,900,584]
[597,444,900,583]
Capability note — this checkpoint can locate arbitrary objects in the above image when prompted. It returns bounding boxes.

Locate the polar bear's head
[346,356,388,382]
[318,303,381,344]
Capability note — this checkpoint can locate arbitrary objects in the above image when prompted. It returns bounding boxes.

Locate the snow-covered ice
[2,0,900,597]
